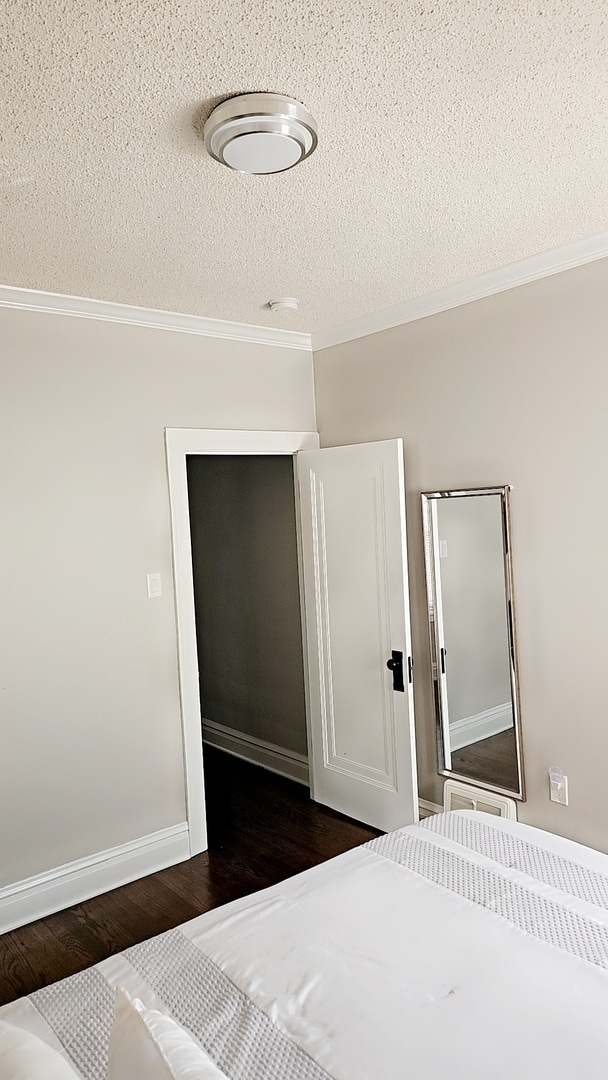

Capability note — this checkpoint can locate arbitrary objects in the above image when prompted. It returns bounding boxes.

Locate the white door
[296,439,418,832]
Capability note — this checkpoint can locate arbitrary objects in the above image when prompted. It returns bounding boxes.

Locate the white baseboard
[0,822,190,935]
[419,798,443,818]
[203,719,309,786]
[449,703,512,752]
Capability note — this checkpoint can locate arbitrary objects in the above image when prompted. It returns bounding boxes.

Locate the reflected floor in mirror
[450,728,518,792]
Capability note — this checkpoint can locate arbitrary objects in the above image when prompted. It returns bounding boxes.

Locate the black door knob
[386,650,404,692]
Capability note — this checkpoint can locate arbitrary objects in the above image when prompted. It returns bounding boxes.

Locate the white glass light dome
[204,93,318,175]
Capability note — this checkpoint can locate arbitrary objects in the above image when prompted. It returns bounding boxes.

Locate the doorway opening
[186,452,310,843]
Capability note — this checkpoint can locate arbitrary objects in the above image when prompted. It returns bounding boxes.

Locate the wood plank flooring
[0,747,380,1006]
[450,727,519,791]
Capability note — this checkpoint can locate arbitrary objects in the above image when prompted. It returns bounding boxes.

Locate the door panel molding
[310,469,397,791]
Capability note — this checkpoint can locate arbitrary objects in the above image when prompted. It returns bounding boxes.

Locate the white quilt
[3,810,608,1079]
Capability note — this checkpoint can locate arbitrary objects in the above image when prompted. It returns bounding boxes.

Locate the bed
[2,809,608,1078]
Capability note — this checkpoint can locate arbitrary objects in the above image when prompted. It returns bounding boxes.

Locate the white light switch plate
[147,572,162,598]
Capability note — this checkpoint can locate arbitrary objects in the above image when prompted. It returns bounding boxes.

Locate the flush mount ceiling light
[204,93,318,174]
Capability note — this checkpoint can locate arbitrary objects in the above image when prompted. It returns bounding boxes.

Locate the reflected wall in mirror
[421,487,525,799]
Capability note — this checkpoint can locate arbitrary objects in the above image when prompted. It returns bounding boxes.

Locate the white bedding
[3,810,608,1079]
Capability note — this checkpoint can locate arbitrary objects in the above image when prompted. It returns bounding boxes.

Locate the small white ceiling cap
[268,297,299,313]
[204,93,317,174]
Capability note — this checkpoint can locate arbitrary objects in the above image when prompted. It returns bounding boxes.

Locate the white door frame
[165,428,320,856]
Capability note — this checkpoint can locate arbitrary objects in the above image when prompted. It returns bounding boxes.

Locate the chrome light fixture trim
[204,93,318,174]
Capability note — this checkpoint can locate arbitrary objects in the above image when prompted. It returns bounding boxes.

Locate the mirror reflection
[421,487,525,799]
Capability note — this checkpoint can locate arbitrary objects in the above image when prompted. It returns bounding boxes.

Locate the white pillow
[107,987,229,1080]
[0,1020,79,1080]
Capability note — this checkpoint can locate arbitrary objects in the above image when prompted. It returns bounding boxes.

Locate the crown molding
[0,286,313,351]
[3,230,608,355]
[311,230,608,352]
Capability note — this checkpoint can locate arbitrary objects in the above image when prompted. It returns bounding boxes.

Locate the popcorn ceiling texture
[1,1,607,333]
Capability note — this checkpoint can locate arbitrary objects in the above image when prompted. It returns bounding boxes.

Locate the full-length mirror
[421,487,525,799]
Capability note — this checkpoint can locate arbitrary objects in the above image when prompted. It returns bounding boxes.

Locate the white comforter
[3,811,608,1078]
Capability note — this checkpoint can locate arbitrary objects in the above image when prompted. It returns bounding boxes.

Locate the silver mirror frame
[421,486,525,801]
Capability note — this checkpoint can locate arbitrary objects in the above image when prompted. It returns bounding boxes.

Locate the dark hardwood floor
[451,727,519,791]
[0,747,380,1006]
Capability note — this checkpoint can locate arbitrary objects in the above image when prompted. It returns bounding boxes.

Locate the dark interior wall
[187,454,308,756]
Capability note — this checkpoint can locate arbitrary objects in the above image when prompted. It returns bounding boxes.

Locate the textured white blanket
[2,811,608,1079]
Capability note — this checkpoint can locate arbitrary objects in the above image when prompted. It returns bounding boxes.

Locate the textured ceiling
[1,2,607,334]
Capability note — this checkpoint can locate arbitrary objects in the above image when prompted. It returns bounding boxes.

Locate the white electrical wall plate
[549,765,568,805]
[147,573,162,599]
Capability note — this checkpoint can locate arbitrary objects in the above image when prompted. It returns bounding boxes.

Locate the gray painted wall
[187,455,308,756]
[313,257,608,850]
[0,306,315,888]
